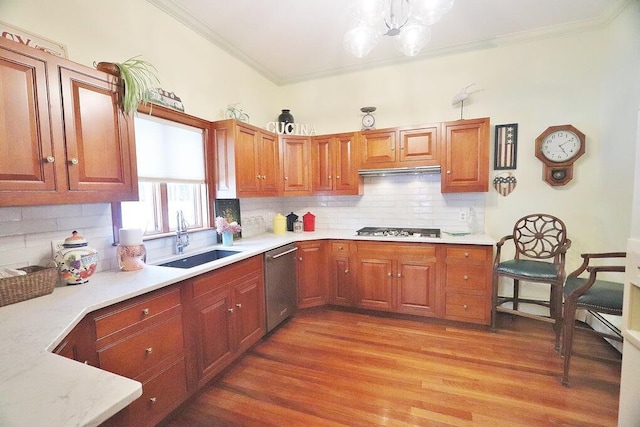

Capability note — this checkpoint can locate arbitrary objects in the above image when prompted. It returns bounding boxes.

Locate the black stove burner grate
[356,227,440,238]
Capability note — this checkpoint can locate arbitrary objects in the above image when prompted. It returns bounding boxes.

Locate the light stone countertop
[0,230,495,427]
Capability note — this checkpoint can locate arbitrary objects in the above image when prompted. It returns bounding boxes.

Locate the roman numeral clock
[535,124,585,186]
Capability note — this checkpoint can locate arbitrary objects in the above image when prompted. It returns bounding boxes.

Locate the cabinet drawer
[95,288,181,340]
[445,292,488,324]
[98,314,184,378]
[446,246,490,263]
[331,241,351,253]
[445,265,488,291]
[125,358,188,427]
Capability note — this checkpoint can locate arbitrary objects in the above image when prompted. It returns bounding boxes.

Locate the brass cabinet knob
[149,397,157,405]
[463,275,469,280]
[344,269,349,274]
[336,175,340,179]
[145,347,153,354]
[70,158,79,165]
[45,156,55,163]
[447,170,451,174]
[228,307,234,313]
[236,303,242,308]
[142,308,150,315]
[463,304,468,310]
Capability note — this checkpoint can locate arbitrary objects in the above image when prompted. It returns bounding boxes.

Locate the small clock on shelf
[535,124,585,186]
[360,106,376,130]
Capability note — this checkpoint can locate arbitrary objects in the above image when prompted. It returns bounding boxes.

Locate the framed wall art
[214,198,242,243]
[494,123,518,170]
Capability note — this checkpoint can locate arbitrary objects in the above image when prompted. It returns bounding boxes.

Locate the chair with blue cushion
[491,213,571,352]
[561,252,625,386]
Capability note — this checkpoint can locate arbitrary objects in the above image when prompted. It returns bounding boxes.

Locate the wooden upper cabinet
[0,37,138,206]
[398,125,439,166]
[213,119,280,198]
[0,44,55,193]
[312,133,362,196]
[359,129,397,168]
[59,67,135,194]
[360,124,439,169]
[441,118,490,193]
[281,135,311,196]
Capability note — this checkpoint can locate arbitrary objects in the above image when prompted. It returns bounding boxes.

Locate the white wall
[0,1,639,282]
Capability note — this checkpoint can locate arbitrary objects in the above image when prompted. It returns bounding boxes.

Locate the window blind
[134,114,205,183]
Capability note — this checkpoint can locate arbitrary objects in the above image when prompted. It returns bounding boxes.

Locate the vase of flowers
[215,217,242,246]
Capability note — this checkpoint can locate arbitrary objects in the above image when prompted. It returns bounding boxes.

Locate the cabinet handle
[328,175,332,179]
[464,252,469,257]
[388,272,392,277]
[45,156,55,163]
[446,170,452,175]
[228,307,234,313]
[391,145,395,151]
[463,275,469,280]
[262,175,267,179]
[397,273,401,278]
[236,303,242,308]
[70,158,79,165]
[149,397,157,405]
[463,304,468,310]
[299,257,303,261]
[256,174,261,179]
[284,176,288,180]
[145,347,153,354]
[336,175,340,179]
[142,308,150,315]
[344,269,349,274]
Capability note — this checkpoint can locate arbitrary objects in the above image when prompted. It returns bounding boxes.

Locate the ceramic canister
[54,231,98,285]
[303,212,315,232]
[273,213,286,235]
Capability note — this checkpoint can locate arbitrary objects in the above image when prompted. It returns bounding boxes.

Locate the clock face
[540,130,581,162]
[362,113,375,128]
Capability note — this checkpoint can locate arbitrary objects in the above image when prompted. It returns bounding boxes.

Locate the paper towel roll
[119,228,143,246]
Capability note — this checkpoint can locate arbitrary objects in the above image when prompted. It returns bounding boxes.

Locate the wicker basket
[0,266,58,307]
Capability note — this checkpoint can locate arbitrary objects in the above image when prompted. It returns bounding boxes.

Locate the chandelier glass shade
[344,0,454,58]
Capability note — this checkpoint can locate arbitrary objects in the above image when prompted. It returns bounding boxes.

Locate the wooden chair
[561,252,625,386]
[491,213,571,351]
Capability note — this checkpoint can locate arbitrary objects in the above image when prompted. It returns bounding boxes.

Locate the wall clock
[534,124,585,186]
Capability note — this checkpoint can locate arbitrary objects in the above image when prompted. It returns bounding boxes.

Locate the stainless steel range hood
[358,165,441,177]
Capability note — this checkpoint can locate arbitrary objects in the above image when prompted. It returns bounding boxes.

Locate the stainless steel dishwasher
[264,243,298,332]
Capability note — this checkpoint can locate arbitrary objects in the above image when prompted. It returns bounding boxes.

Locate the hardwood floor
[164,308,621,426]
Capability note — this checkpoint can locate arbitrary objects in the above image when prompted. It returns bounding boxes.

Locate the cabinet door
[355,249,394,311]
[441,118,489,193]
[234,125,261,195]
[398,125,439,166]
[331,255,352,306]
[281,135,311,195]
[334,134,361,194]
[0,46,56,194]
[296,241,326,308]
[396,256,437,317]
[232,270,265,354]
[311,135,333,193]
[53,316,98,366]
[258,131,280,196]
[59,67,136,197]
[193,287,235,384]
[359,129,397,169]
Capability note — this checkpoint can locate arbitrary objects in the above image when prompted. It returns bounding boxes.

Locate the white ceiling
[147,0,628,85]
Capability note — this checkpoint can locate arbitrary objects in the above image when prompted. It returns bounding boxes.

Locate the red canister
[302,212,315,232]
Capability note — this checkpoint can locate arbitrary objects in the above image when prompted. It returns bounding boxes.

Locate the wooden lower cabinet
[296,241,327,308]
[94,286,188,427]
[442,245,492,325]
[329,241,354,306]
[355,242,437,317]
[187,255,265,388]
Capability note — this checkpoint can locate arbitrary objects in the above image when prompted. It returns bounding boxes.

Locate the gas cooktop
[355,227,441,238]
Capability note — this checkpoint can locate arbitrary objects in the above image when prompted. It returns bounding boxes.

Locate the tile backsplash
[0,174,485,273]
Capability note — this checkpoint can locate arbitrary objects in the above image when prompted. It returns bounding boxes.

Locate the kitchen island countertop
[0,230,495,426]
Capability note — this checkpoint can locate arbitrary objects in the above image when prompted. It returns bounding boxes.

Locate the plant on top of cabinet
[96,56,160,115]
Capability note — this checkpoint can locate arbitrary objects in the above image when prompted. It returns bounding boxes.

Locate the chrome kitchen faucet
[176,210,190,254]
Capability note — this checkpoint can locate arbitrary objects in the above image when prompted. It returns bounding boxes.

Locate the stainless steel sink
[158,249,240,269]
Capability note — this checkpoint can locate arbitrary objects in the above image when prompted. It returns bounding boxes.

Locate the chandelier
[343,0,455,58]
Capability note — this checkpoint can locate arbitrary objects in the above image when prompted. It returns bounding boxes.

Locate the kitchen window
[112,106,213,240]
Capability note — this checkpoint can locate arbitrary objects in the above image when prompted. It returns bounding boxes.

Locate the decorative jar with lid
[54,231,98,285]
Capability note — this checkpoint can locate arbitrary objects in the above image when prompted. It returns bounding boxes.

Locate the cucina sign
[266,122,317,136]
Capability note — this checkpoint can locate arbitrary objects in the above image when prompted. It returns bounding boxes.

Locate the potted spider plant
[96,56,160,115]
